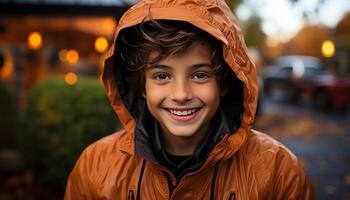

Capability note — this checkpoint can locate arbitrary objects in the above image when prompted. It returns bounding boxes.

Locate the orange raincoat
[65,0,315,199]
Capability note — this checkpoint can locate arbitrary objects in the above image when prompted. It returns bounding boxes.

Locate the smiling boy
[145,42,220,156]
[65,0,315,199]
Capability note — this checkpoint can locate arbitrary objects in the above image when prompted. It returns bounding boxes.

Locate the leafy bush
[17,76,119,192]
[0,81,15,148]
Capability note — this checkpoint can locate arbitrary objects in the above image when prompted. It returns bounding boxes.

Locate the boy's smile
[165,107,200,121]
[144,42,220,155]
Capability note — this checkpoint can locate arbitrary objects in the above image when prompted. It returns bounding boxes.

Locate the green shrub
[17,76,119,192]
[0,81,15,148]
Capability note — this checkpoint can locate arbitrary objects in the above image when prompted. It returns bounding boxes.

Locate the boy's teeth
[169,109,196,116]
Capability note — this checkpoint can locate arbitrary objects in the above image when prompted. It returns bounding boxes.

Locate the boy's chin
[167,131,198,138]
[162,125,204,138]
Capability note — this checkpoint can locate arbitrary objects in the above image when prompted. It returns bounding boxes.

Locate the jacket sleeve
[273,149,316,200]
[64,148,94,200]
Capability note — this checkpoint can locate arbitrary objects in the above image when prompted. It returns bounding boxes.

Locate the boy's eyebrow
[146,64,172,71]
[190,63,213,69]
[146,63,213,71]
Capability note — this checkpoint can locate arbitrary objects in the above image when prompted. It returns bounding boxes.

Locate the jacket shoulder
[244,129,297,160]
[238,129,315,199]
[87,129,128,153]
[76,129,131,174]
[65,130,134,199]
[242,129,300,177]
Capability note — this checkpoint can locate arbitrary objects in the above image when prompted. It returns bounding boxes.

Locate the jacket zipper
[163,172,175,200]
[164,163,219,200]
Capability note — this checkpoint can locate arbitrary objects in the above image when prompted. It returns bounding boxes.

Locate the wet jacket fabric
[65,0,315,199]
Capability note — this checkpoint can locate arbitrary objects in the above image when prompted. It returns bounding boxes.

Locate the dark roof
[0,0,136,17]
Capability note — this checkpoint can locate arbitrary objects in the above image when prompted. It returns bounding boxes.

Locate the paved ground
[254,97,350,200]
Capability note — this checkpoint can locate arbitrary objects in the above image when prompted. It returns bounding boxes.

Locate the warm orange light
[322,40,335,58]
[28,31,43,50]
[58,49,67,62]
[95,37,108,53]
[65,72,78,85]
[0,53,13,80]
[66,50,79,64]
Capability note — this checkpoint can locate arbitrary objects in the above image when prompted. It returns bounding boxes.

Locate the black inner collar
[134,104,240,181]
[164,151,191,167]
[151,110,227,179]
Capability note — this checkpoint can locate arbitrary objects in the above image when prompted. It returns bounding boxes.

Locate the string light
[66,50,79,64]
[28,31,43,50]
[95,37,108,53]
[65,72,78,85]
[322,40,335,58]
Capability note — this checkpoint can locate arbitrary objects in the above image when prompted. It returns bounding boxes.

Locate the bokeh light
[27,31,43,50]
[64,72,78,85]
[0,53,13,80]
[322,40,335,58]
[58,49,68,62]
[94,37,108,53]
[66,50,79,64]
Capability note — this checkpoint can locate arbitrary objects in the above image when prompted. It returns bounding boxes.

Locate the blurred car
[262,55,350,110]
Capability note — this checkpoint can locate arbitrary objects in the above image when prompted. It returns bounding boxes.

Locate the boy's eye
[192,72,210,81]
[153,73,170,81]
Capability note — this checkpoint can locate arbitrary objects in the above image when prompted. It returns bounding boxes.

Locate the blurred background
[0,0,349,199]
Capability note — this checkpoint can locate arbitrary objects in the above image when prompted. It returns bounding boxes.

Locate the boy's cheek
[194,82,221,97]
[144,84,165,102]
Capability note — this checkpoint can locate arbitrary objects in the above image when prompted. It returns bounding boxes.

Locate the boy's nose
[170,80,193,103]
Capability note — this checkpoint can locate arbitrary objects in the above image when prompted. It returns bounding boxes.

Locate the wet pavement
[254,97,350,200]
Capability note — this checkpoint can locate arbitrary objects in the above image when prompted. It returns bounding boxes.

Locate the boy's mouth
[164,107,201,122]
[168,108,198,116]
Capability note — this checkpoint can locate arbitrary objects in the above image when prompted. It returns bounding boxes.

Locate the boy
[65,0,315,199]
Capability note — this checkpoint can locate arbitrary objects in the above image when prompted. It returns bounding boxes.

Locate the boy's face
[144,42,220,142]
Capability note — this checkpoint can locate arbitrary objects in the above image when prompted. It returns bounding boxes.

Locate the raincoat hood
[102,0,258,160]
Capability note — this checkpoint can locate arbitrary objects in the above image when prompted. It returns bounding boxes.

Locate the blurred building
[261,11,350,76]
[0,0,135,109]
[335,11,350,74]
[284,25,331,58]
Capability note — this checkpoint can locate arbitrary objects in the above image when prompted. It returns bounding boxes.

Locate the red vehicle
[310,73,350,110]
[263,55,350,110]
